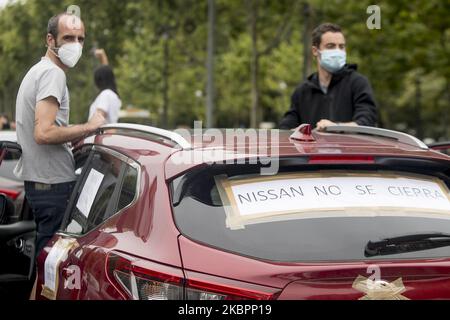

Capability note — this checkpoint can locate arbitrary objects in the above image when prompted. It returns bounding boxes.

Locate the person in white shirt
[88,49,122,124]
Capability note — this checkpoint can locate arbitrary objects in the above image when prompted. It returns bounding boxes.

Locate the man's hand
[34,97,106,145]
[316,119,359,131]
[70,111,105,148]
[86,110,106,132]
[315,119,337,131]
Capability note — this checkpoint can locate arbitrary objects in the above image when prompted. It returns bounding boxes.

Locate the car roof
[95,125,437,154]
[185,129,424,150]
[86,125,449,180]
[167,129,449,177]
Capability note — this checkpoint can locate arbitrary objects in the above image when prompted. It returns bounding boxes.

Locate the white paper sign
[42,238,78,300]
[76,168,104,217]
[227,175,450,218]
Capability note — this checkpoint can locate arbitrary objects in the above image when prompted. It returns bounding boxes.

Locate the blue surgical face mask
[319,49,346,73]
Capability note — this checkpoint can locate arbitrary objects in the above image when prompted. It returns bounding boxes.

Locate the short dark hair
[94,65,119,96]
[47,13,68,39]
[312,23,343,48]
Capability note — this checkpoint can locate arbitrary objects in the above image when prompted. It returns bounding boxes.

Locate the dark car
[1,123,450,300]
[0,138,34,299]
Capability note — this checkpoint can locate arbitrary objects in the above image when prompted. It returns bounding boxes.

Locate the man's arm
[351,74,378,127]
[34,97,105,145]
[317,75,378,131]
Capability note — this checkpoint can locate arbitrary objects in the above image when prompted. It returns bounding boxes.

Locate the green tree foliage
[0,0,448,139]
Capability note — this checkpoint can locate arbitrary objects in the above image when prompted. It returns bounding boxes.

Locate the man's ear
[46,34,56,48]
[312,46,320,59]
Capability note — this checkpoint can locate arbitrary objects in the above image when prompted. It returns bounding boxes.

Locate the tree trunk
[302,2,313,80]
[162,34,170,129]
[446,79,450,139]
[249,0,260,128]
[206,0,216,128]
[414,76,423,139]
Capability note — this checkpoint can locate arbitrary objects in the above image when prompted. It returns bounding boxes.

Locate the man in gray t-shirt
[14,12,105,256]
[15,57,76,184]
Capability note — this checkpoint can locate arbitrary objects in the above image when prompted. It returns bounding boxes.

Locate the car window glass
[86,167,120,231]
[172,166,450,262]
[63,151,91,234]
[117,165,138,216]
[63,150,138,235]
[65,151,121,234]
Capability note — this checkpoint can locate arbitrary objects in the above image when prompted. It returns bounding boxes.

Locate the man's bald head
[47,13,84,40]
[45,13,85,69]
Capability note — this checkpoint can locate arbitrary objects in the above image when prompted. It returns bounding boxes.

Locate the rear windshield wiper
[365,233,450,257]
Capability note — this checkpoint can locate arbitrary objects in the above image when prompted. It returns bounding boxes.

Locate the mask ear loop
[46,34,60,57]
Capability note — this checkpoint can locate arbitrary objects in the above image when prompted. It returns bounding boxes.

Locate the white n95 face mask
[54,42,83,68]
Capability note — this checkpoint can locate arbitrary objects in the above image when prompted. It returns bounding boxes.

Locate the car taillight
[106,251,279,300]
[185,277,279,300]
[107,252,184,300]
[0,188,20,200]
[308,155,374,164]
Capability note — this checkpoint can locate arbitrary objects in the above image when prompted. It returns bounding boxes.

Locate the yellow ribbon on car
[352,275,409,300]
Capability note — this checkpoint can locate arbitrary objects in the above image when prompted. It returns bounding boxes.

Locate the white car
[0,131,25,217]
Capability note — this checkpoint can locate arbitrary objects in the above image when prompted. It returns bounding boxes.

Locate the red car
[1,123,450,300]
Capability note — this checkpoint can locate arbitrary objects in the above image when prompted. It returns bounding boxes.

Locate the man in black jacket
[279,23,377,130]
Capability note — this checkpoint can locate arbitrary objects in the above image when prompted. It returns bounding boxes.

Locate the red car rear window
[171,166,450,262]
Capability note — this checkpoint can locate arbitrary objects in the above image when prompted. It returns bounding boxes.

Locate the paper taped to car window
[215,172,450,230]
[41,238,79,300]
[76,168,104,217]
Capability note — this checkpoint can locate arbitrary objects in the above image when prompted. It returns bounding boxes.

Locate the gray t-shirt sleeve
[36,67,66,106]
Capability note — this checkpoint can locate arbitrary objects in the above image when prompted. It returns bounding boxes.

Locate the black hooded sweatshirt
[279,64,377,129]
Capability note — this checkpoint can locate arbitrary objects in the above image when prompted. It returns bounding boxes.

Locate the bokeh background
[0,0,448,141]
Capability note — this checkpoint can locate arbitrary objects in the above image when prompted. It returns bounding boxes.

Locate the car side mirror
[0,141,22,165]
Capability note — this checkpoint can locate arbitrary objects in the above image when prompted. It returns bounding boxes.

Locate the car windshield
[171,165,450,262]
